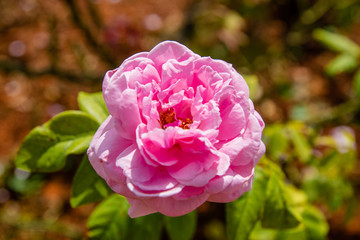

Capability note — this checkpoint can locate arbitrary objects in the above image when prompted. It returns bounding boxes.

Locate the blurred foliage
[1,0,360,239]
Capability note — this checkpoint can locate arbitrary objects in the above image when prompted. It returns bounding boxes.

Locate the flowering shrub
[15,41,330,240]
[87,41,265,217]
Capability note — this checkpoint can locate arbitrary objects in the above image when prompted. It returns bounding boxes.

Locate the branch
[64,0,117,68]
[0,59,102,85]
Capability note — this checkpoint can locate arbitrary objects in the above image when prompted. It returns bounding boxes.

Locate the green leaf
[15,126,63,172]
[45,110,99,139]
[66,135,94,155]
[261,174,301,229]
[313,29,360,57]
[248,222,277,240]
[127,213,164,240]
[165,211,197,240]
[15,126,57,170]
[249,204,328,240]
[6,173,44,195]
[261,157,286,179]
[88,195,163,240]
[325,53,358,76]
[288,126,311,163]
[87,194,130,240]
[353,69,360,98]
[275,226,307,240]
[249,221,306,240]
[35,141,73,171]
[302,206,329,240]
[70,155,112,207]
[266,125,290,161]
[226,167,268,240]
[78,92,109,124]
[15,111,99,172]
[303,176,354,211]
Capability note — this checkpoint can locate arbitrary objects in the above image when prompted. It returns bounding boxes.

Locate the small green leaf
[88,195,163,240]
[313,29,360,57]
[266,125,290,161]
[78,92,109,124]
[261,157,286,179]
[87,195,130,240]
[128,213,164,240]
[66,135,94,155]
[165,211,197,240]
[70,155,112,207]
[353,69,360,98]
[249,221,306,240]
[325,53,358,76]
[249,205,328,240]
[248,222,277,240]
[302,206,329,240]
[272,226,307,240]
[226,167,268,240]
[303,175,354,211]
[15,126,59,172]
[288,127,312,163]
[6,173,44,195]
[45,110,99,139]
[261,174,301,229]
[16,111,98,172]
[35,141,73,172]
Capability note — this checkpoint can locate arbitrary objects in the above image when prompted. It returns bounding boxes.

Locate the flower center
[159,108,193,129]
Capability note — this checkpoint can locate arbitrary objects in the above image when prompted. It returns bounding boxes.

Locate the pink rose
[87,41,265,218]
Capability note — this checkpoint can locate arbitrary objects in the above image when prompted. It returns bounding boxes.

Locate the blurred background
[0,0,360,239]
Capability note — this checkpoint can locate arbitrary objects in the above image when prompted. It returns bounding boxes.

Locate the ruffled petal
[105,89,141,139]
[87,116,133,180]
[127,198,157,218]
[148,41,200,68]
[144,194,209,217]
[116,145,156,183]
[208,162,255,203]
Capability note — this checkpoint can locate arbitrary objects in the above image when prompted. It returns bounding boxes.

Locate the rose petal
[106,89,141,139]
[144,193,209,217]
[131,166,181,193]
[208,164,254,203]
[192,99,221,131]
[148,41,200,68]
[116,145,156,183]
[206,175,233,194]
[127,198,157,218]
[88,116,133,180]
[160,58,194,90]
[127,178,183,197]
